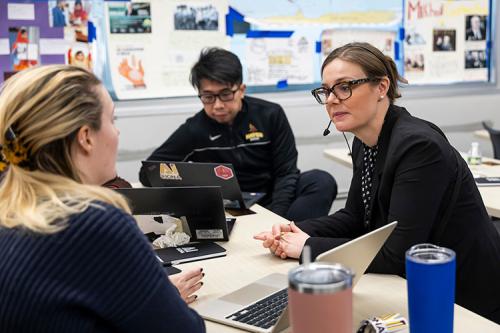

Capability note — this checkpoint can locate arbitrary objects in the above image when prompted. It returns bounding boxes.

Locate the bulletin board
[404,0,491,84]
[102,0,406,99]
[0,0,495,100]
[0,0,95,83]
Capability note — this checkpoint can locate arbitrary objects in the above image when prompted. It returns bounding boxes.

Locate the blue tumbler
[406,243,456,333]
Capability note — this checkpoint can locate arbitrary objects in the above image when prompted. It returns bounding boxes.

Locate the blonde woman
[0,66,205,332]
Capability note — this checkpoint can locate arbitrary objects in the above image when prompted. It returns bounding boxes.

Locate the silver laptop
[196,221,398,333]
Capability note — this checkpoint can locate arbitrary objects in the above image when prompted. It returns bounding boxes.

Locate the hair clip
[5,127,16,141]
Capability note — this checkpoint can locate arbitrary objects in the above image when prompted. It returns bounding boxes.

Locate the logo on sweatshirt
[159,163,182,180]
[245,123,264,141]
[209,134,222,141]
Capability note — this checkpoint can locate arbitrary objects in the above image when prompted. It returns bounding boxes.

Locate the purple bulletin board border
[0,0,66,83]
[0,0,64,38]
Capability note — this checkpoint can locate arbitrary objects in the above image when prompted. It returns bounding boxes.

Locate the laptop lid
[197,222,398,332]
[114,186,229,241]
[142,160,248,209]
[315,221,398,286]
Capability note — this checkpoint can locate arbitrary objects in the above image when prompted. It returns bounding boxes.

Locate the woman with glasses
[255,42,500,323]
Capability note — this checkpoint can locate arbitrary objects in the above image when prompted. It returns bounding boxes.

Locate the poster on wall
[231,0,402,88]
[105,0,229,100]
[245,33,315,86]
[404,0,489,84]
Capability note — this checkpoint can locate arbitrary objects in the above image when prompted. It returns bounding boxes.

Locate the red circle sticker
[214,165,234,180]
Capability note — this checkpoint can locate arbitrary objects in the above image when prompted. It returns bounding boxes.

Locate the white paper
[246,35,315,86]
[40,39,70,55]
[321,29,397,61]
[7,3,35,20]
[404,0,489,84]
[0,39,9,55]
[105,0,229,100]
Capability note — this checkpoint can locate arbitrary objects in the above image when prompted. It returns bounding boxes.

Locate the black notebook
[475,177,500,186]
[155,242,226,265]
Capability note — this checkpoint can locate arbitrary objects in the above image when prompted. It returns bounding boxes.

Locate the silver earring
[379,96,384,100]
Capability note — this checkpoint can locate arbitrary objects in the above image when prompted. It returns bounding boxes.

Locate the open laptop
[114,186,230,241]
[196,221,398,333]
[141,160,266,210]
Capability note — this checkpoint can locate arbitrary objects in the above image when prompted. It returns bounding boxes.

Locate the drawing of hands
[118,55,146,87]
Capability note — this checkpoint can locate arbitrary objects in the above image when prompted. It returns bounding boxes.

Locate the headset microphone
[323,120,332,136]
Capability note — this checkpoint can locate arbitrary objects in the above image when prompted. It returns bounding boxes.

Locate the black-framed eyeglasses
[311,78,380,105]
[198,87,240,104]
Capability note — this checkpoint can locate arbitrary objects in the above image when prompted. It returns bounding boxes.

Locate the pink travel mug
[288,262,354,333]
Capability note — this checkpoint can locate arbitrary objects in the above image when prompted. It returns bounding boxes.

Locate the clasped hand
[253,222,309,259]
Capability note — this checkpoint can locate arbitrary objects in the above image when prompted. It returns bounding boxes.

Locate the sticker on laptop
[196,229,224,239]
[160,163,182,180]
[214,165,234,180]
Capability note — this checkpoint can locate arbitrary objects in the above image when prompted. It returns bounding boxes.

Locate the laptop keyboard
[225,288,288,329]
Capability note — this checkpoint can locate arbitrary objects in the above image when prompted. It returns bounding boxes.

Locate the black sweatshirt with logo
[139,96,300,216]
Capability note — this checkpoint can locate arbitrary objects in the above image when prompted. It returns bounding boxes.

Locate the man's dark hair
[190,47,242,90]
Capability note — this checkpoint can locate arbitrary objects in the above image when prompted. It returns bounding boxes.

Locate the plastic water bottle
[467,142,482,165]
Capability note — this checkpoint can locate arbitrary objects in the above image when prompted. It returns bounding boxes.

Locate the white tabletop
[178,205,499,332]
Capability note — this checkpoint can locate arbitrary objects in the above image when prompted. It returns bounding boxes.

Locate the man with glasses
[139,48,337,221]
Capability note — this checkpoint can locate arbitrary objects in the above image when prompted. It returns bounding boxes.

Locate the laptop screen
[114,186,229,241]
[141,160,247,209]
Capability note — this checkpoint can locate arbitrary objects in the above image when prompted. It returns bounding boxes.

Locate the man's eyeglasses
[198,87,239,104]
[311,78,380,104]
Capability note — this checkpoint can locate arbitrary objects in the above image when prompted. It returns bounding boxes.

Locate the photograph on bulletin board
[108,2,152,34]
[465,15,486,41]
[433,29,456,52]
[49,0,91,42]
[465,49,486,69]
[173,3,219,31]
[68,44,92,70]
[8,26,39,72]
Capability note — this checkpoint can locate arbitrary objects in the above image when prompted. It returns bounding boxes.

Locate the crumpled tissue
[153,224,190,248]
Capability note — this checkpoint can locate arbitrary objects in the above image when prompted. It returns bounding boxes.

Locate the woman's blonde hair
[0,65,130,233]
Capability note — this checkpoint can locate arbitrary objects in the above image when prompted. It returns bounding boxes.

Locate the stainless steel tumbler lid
[288,262,353,294]
[406,243,456,264]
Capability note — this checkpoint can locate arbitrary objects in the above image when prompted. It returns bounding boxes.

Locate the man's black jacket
[139,96,300,216]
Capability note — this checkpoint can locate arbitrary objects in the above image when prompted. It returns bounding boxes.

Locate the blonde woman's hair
[0,65,130,233]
